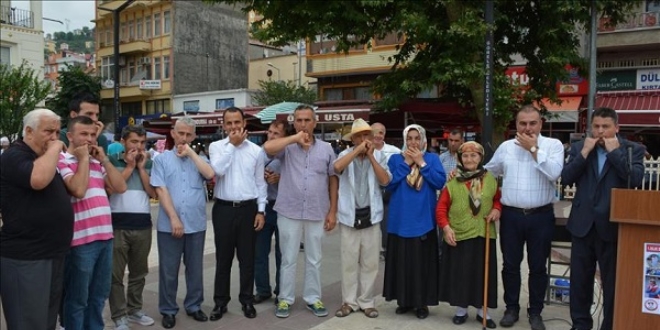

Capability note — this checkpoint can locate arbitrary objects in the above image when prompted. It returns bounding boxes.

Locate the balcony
[98,38,151,57]
[307,49,399,78]
[101,83,150,99]
[0,5,34,29]
[597,11,660,51]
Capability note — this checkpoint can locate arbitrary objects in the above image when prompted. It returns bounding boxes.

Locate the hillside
[48,26,95,54]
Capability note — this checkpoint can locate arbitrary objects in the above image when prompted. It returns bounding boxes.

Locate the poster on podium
[642,243,660,315]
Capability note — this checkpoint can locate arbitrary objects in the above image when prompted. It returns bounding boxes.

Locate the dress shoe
[452,314,468,324]
[395,306,411,314]
[477,314,497,329]
[499,309,519,327]
[242,304,257,318]
[186,310,208,322]
[528,314,545,330]
[415,307,429,319]
[253,294,271,304]
[209,305,228,321]
[161,314,176,329]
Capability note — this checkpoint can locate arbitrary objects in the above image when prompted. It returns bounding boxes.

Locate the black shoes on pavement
[161,314,175,329]
[209,305,228,321]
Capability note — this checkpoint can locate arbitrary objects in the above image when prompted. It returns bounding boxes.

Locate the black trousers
[570,227,616,330]
[211,200,258,307]
[0,256,65,330]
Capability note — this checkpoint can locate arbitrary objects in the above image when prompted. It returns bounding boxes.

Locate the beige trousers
[340,223,381,310]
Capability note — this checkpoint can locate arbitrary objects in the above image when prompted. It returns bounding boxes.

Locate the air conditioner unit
[139,57,151,65]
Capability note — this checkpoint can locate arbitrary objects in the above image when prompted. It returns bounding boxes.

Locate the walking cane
[482,219,491,330]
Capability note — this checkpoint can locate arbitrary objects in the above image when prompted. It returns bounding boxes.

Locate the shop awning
[533,96,583,122]
[595,91,660,127]
[255,102,312,124]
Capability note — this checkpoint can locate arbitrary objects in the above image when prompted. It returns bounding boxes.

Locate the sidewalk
[2,202,578,329]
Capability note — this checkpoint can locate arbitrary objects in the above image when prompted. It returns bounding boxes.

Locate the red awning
[595,90,660,127]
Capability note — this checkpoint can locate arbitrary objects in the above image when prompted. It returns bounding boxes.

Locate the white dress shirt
[209,137,267,212]
[485,134,564,208]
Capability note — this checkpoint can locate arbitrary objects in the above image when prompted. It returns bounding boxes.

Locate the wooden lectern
[611,188,660,330]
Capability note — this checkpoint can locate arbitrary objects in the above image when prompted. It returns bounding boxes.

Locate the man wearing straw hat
[333,119,391,319]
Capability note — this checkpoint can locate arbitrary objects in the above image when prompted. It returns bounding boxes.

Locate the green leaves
[0,62,52,141]
[253,80,317,106]
[47,64,102,120]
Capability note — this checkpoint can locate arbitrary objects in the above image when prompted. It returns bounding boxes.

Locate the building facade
[95,0,248,126]
[1,1,45,75]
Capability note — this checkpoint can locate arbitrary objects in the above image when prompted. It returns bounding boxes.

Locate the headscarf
[402,124,427,191]
[455,141,487,216]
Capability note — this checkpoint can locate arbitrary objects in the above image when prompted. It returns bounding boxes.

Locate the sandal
[335,303,353,317]
[362,307,379,318]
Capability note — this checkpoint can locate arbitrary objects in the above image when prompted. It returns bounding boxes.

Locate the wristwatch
[530,146,538,153]
[257,211,265,215]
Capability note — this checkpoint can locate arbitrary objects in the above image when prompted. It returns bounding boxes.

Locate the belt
[503,204,553,216]
[215,198,257,208]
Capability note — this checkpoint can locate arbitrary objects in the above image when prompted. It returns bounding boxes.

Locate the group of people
[0,99,646,330]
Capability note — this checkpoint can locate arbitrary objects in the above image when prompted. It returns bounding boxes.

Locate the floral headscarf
[456,141,487,216]
[402,124,427,190]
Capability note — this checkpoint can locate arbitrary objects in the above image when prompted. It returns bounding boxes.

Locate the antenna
[65,19,71,32]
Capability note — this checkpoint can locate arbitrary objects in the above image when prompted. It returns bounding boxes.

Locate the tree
[0,62,52,141]
[204,0,635,144]
[253,79,317,106]
[47,64,102,119]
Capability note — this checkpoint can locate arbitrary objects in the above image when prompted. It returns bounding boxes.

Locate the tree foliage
[205,0,635,142]
[47,65,102,119]
[253,79,317,106]
[0,62,51,141]
[50,26,95,54]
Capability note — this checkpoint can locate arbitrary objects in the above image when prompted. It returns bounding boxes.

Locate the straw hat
[342,118,375,141]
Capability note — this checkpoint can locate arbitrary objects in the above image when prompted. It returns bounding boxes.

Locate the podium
[611,188,660,330]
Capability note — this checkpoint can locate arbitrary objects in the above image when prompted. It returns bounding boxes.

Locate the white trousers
[340,223,381,310]
[277,215,325,305]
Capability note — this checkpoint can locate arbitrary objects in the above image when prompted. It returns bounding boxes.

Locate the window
[128,59,136,83]
[101,56,115,82]
[216,98,235,110]
[163,11,171,34]
[183,100,200,111]
[120,67,128,85]
[145,16,152,38]
[136,18,143,39]
[324,88,343,101]
[146,99,171,114]
[154,13,161,36]
[647,0,660,12]
[128,20,135,40]
[163,55,170,79]
[153,57,161,80]
[105,29,112,45]
[0,46,10,65]
[120,22,127,41]
[121,101,142,116]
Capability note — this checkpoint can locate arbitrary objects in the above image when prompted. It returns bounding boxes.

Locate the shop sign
[597,70,637,91]
[279,110,369,124]
[637,68,660,90]
[139,80,161,90]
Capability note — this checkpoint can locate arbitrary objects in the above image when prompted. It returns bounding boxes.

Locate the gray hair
[293,104,316,118]
[174,116,196,130]
[22,108,61,136]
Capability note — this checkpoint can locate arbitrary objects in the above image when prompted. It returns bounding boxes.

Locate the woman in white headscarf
[383,124,446,319]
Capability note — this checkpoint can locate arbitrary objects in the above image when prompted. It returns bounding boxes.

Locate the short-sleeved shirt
[60,128,109,153]
[108,153,153,230]
[0,141,74,259]
[150,150,208,233]
[274,140,337,221]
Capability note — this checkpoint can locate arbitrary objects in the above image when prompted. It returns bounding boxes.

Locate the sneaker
[306,301,329,317]
[275,301,290,318]
[114,316,130,330]
[528,314,546,330]
[128,311,155,326]
[499,309,519,327]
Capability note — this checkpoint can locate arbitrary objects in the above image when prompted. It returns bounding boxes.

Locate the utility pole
[482,0,494,161]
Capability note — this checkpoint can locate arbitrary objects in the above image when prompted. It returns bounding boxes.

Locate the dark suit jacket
[561,137,645,242]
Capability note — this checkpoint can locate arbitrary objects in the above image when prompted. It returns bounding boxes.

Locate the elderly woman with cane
[383,124,446,319]
[436,141,501,328]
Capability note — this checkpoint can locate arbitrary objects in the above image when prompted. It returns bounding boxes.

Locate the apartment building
[95,0,248,126]
[44,43,94,91]
[0,1,44,74]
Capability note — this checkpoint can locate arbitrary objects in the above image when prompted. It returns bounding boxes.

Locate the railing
[598,11,660,33]
[0,5,34,29]
[559,156,660,200]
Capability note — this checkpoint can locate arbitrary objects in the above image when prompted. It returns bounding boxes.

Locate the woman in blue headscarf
[383,124,446,319]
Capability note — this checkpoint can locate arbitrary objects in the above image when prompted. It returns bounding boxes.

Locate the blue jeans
[63,239,113,330]
[157,231,205,315]
[254,201,281,296]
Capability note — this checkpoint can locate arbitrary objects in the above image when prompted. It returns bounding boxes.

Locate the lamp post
[267,62,280,81]
[292,62,297,85]
[99,0,136,135]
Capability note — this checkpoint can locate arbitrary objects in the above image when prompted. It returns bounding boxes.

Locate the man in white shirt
[484,105,564,330]
[370,122,401,259]
[333,119,391,319]
[208,107,266,320]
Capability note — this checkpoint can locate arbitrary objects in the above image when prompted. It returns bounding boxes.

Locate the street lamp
[267,62,280,81]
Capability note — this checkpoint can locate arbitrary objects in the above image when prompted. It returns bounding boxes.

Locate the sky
[11,0,96,36]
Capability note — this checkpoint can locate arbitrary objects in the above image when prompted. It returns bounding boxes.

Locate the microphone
[627,144,633,189]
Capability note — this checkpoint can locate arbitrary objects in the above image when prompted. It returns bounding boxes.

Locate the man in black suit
[561,107,645,330]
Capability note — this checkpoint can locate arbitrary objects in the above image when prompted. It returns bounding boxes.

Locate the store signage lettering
[284,111,368,123]
[637,69,660,90]
[596,70,636,91]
